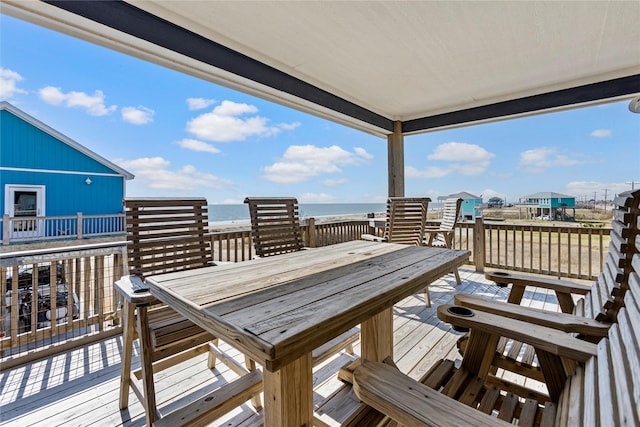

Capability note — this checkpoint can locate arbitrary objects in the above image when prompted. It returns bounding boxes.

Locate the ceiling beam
[402,74,640,133]
[45,0,394,132]
[41,1,640,137]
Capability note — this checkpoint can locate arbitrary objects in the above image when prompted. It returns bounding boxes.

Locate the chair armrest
[424,226,445,232]
[114,275,158,305]
[353,361,510,427]
[437,304,597,361]
[454,293,610,337]
[361,234,386,242]
[485,271,591,294]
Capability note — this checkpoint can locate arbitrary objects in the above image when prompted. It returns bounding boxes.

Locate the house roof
[522,192,575,199]
[440,192,481,201]
[2,1,638,138]
[0,102,134,180]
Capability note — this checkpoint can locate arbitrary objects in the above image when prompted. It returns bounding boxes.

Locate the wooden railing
[2,213,126,245]
[447,218,610,280]
[0,241,126,369]
[208,218,380,262]
[209,218,609,280]
[1,217,610,367]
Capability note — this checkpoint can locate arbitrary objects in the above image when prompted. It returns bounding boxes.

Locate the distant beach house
[1,102,134,241]
[520,191,576,221]
[439,192,483,221]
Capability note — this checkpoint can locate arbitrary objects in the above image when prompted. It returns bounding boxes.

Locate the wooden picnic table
[146,240,469,426]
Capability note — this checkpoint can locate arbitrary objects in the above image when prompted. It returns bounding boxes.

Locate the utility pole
[603,188,609,211]
[626,181,638,190]
[593,191,597,209]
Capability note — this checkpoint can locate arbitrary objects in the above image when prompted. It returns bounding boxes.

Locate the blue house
[520,192,576,220]
[1,102,134,239]
[439,192,483,221]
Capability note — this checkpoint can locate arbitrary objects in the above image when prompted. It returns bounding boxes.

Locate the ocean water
[207,203,386,224]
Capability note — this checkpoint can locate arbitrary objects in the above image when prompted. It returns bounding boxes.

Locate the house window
[14,191,38,217]
[4,184,46,237]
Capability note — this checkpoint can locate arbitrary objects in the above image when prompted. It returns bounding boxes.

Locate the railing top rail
[0,240,127,267]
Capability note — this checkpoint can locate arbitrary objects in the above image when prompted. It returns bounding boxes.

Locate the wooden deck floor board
[0,268,564,427]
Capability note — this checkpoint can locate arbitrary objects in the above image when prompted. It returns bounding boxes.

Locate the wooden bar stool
[117,198,262,426]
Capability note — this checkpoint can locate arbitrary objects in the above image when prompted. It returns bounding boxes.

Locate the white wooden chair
[425,197,463,284]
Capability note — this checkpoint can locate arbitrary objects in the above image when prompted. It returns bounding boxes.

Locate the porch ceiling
[3,1,640,137]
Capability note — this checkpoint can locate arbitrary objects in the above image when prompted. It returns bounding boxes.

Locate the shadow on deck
[0,267,562,426]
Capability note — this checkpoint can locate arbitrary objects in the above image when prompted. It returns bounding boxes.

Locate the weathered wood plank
[2,269,588,427]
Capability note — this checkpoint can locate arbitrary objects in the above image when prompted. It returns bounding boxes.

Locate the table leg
[263,352,313,427]
[361,307,393,362]
[119,301,135,409]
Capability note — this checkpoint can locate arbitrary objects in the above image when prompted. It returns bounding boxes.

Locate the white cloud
[38,86,117,116]
[354,147,374,160]
[0,68,27,99]
[407,142,494,179]
[405,165,451,179]
[115,156,232,191]
[519,147,583,173]
[590,129,612,137]
[176,138,220,154]
[186,97,215,110]
[221,198,244,204]
[261,144,372,183]
[121,106,155,125]
[427,142,494,164]
[186,100,300,142]
[565,181,631,199]
[297,193,337,203]
[323,178,349,187]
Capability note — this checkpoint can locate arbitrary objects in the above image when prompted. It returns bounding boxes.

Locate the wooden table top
[146,240,469,371]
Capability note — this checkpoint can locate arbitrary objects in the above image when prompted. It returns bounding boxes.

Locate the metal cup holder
[490,271,511,287]
[447,306,474,332]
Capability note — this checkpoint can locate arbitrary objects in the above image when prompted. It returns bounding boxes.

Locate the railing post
[3,214,9,245]
[473,216,485,272]
[368,219,376,236]
[77,212,83,239]
[308,217,317,248]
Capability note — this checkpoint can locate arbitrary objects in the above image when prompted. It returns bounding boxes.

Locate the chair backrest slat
[384,197,430,246]
[588,189,640,321]
[429,198,462,246]
[575,189,640,425]
[245,197,304,257]
[125,197,211,279]
[439,198,462,229]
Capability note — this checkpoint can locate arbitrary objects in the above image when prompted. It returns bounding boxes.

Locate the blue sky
[2,15,638,204]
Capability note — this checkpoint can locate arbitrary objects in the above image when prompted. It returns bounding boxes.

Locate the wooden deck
[0,267,567,426]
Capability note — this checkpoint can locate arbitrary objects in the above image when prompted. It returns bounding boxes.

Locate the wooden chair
[424,197,463,284]
[454,189,640,388]
[244,196,304,257]
[244,196,359,366]
[362,197,438,305]
[353,274,640,426]
[361,197,430,246]
[116,198,262,426]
